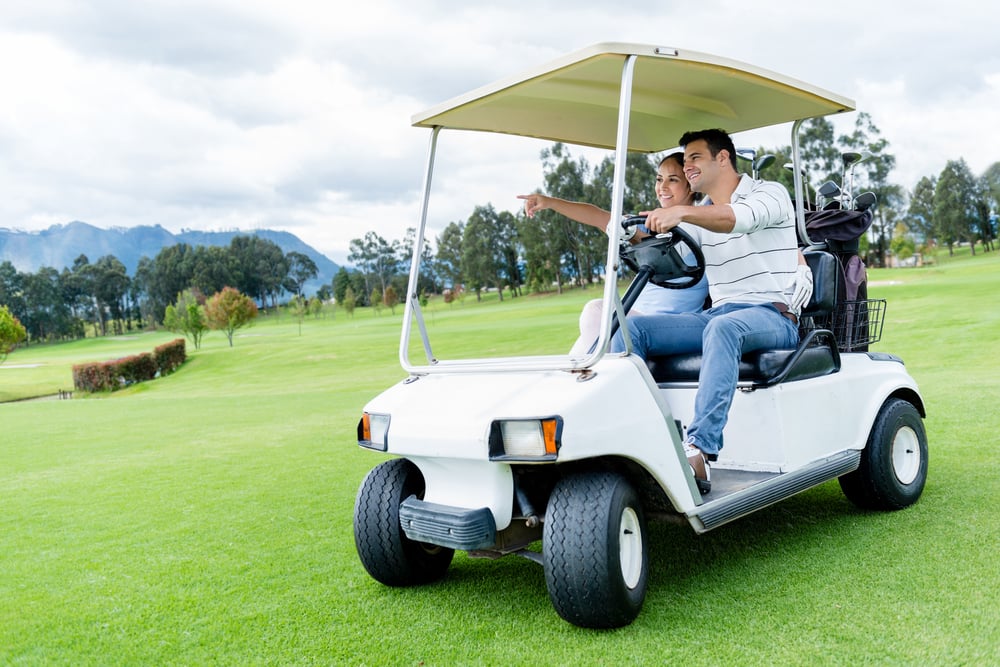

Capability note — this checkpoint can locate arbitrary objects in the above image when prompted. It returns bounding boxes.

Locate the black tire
[354,458,454,586]
[839,398,928,510]
[543,472,649,628]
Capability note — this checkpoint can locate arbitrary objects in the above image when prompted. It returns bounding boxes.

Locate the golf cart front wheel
[543,471,649,628]
[839,398,928,510]
[353,458,454,586]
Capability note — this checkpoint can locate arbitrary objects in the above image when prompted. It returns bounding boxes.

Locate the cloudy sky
[2,0,997,265]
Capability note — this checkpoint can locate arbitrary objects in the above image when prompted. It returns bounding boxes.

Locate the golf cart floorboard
[686,450,862,532]
[703,469,779,498]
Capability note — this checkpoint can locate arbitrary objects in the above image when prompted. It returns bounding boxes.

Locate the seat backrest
[801,250,841,317]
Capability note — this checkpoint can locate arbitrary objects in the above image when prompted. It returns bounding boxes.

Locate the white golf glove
[607,218,638,243]
[789,264,813,316]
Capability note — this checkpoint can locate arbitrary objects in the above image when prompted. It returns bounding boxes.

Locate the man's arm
[639,203,736,234]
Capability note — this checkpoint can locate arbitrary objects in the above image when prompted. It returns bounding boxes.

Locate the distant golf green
[2,248,997,665]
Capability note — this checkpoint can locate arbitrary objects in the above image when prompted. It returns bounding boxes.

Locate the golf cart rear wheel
[543,471,649,628]
[353,458,454,586]
[839,398,928,510]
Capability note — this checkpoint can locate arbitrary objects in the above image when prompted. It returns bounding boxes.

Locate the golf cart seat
[645,251,842,386]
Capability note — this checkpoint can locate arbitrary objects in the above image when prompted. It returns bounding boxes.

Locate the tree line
[0,235,319,343]
[3,113,998,348]
[341,114,999,305]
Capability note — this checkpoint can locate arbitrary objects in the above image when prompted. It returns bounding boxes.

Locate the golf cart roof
[412,42,855,151]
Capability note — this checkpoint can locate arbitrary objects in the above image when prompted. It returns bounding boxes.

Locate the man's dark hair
[678,128,737,171]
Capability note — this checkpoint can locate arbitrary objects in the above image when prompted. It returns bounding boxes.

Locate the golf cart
[353,43,927,629]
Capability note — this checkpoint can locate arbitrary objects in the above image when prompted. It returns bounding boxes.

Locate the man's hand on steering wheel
[618,215,705,290]
[638,206,686,234]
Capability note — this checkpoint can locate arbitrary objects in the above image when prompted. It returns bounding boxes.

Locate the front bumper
[399,496,497,550]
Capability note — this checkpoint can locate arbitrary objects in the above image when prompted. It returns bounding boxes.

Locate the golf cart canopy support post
[400,43,855,375]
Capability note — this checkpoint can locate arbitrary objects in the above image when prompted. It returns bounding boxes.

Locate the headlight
[489,417,562,461]
[358,412,390,451]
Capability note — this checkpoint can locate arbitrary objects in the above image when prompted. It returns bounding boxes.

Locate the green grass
[1,250,998,666]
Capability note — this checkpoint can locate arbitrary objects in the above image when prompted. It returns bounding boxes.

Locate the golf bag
[803,208,883,351]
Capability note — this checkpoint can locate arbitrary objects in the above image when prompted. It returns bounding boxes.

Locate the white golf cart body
[354,43,927,627]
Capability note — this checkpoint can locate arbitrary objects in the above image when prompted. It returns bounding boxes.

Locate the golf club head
[736,147,756,163]
[842,151,863,169]
[853,191,878,212]
[817,181,842,198]
[754,154,775,174]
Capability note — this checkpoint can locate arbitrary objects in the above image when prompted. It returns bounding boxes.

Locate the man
[612,128,811,493]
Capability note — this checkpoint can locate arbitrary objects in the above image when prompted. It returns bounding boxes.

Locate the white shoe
[684,440,711,494]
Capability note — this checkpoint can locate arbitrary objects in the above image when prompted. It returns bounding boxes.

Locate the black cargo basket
[812,298,886,352]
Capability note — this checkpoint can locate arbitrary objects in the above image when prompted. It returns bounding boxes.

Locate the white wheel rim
[619,506,643,589]
[892,426,921,485]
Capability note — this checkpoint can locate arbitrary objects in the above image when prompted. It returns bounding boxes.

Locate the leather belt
[771,302,797,325]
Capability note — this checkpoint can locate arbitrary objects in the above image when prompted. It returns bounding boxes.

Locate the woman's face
[655,159,694,208]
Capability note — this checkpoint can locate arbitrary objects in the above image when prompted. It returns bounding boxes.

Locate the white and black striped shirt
[693,174,798,308]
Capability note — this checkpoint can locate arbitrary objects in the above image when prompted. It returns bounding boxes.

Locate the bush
[154,339,187,375]
[118,353,158,385]
[73,339,187,393]
[0,305,28,363]
[72,362,117,392]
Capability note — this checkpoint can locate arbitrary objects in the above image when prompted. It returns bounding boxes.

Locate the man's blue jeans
[611,303,799,456]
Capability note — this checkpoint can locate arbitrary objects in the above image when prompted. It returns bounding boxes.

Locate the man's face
[683,139,724,193]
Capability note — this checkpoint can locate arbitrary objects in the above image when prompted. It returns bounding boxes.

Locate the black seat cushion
[646,330,841,386]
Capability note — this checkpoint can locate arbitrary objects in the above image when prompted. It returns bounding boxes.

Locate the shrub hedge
[72,339,187,393]
[154,339,187,375]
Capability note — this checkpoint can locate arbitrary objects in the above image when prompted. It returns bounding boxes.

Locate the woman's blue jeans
[611,303,799,456]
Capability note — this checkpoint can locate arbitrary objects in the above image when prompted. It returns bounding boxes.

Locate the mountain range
[0,221,341,295]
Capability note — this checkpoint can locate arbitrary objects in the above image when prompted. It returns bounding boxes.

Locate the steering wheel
[618,215,705,289]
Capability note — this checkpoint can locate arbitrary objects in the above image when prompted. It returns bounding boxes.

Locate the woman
[518,152,708,354]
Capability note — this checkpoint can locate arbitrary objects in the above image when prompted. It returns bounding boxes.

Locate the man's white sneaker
[684,440,711,494]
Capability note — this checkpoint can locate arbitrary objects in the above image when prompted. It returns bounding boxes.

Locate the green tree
[982,162,1000,237]
[308,296,325,319]
[799,116,841,186]
[889,223,916,262]
[190,245,236,299]
[536,143,589,291]
[204,287,258,347]
[163,289,208,349]
[435,222,465,291]
[383,284,399,314]
[91,255,131,335]
[343,287,356,317]
[349,231,400,299]
[981,163,1000,256]
[516,212,556,293]
[838,112,898,267]
[370,287,383,315]
[144,243,197,323]
[20,267,71,341]
[462,204,506,301]
[400,227,438,297]
[972,174,996,252]
[61,255,93,335]
[907,176,937,244]
[228,236,287,310]
[934,159,979,255]
[0,261,27,325]
[495,210,523,298]
[132,256,158,328]
[0,304,28,363]
[289,294,308,335]
[284,251,319,297]
[332,267,352,305]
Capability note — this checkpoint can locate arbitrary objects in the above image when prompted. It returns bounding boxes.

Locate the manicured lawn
[1,249,998,665]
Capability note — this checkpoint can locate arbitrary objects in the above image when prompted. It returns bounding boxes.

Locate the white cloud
[1,0,999,265]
